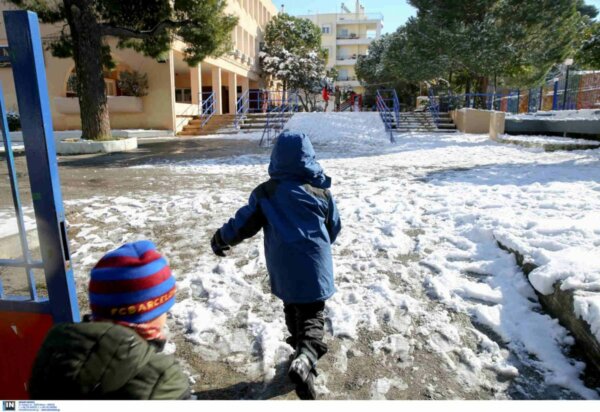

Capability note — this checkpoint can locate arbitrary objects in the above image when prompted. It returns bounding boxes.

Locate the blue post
[4,11,79,323]
[552,80,559,111]
[563,65,571,110]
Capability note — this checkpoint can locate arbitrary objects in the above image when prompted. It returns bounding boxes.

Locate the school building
[0,0,278,134]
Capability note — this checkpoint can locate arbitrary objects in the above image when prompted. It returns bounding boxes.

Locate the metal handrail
[175,102,199,132]
[376,90,395,143]
[427,88,441,126]
[234,90,250,129]
[259,93,299,147]
[379,88,401,126]
[199,92,216,128]
[259,104,285,147]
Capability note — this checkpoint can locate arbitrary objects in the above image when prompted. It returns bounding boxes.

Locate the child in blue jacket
[211,131,342,400]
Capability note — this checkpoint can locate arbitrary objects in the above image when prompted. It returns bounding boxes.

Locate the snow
[0,143,24,154]
[62,112,600,399]
[495,134,600,147]
[507,109,600,121]
[0,208,35,239]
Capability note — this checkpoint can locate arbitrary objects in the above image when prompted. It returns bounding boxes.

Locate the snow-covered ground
[0,142,24,154]
[60,112,600,399]
[495,134,600,147]
[0,208,35,239]
[507,109,600,121]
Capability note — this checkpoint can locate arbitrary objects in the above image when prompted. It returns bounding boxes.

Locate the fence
[429,70,600,115]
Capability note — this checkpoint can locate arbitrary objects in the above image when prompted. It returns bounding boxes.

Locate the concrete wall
[489,111,506,140]
[452,108,494,134]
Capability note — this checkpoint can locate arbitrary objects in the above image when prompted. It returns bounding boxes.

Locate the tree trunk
[298,92,310,112]
[64,0,112,140]
[475,76,489,109]
[465,77,472,108]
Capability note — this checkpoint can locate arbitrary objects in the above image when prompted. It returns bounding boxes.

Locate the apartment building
[0,0,278,133]
[299,1,383,94]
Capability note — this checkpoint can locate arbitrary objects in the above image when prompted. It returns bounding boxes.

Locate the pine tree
[259,13,328,109]
[357,0,588,102]
[8,0,237,140]
[576,1,599,67]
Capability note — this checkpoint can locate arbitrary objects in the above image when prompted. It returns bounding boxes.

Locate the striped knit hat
[89,240,176,324]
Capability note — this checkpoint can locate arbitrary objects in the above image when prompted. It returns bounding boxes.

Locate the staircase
[178,114,236,136]
[238,112,295,132]
[380,111,457,133]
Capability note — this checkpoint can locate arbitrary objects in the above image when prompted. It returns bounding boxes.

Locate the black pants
[283,301,328,364]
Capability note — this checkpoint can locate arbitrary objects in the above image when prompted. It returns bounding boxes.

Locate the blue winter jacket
[219,132,342,303]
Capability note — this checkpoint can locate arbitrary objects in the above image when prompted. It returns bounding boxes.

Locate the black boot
[288,352,317,400]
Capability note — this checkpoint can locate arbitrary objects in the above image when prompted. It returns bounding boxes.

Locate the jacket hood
[268,131,331,189]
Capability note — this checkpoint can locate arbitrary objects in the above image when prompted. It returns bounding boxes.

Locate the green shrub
[117,70,149,97]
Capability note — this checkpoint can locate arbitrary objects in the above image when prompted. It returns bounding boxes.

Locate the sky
[282,0,417,34]
[283,0,600,34]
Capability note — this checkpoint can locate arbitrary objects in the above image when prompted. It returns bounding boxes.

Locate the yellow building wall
[0,0,278,132]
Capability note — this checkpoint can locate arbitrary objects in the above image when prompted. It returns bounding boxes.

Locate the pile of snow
[507,109,600,122]
[63,112,600,399]
[495,134,600,147]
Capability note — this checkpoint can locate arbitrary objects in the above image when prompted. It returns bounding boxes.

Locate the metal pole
[4,11,80,323]
[552,81,559,111]
[538,86,544,111]
[563,65,571,110]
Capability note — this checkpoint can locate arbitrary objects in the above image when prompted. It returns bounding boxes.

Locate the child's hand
[211,230,231,257]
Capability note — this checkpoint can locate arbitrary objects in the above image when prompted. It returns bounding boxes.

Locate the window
[175,88,192,103]
[105,79,116,96]
[321,25,331,35]
[66,72,77,97]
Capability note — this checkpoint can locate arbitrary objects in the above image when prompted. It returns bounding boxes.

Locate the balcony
[336,76,360,87]
[336,34,376,45]
[337,13,383,25]
[336,56,358,65]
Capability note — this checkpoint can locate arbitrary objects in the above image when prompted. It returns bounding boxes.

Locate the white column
[190,63,202,115]
[167,50,176,132]
[212,66,223,115]
[240,76,250,95]
[228,72,238,114]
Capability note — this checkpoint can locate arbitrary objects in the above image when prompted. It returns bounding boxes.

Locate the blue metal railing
[234,90,250,129]
[376,91,396,143]
[377,89,401,124]
[259,93,300,147]
[427,88,441,127]
[199,91,216,128]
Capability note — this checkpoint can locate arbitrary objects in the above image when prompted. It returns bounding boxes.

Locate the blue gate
[0,10,79,398]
